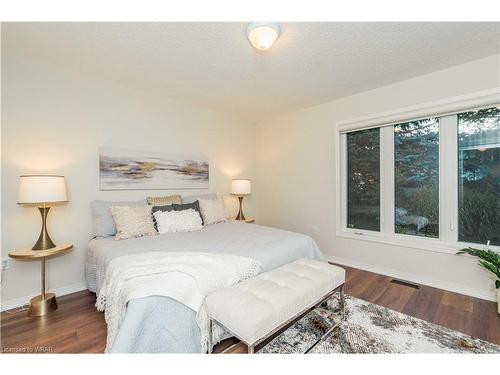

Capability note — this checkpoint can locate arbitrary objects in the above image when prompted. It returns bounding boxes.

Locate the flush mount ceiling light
[246,22,281,51]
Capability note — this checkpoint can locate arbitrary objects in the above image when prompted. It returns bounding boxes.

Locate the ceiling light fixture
[246,22,280,51]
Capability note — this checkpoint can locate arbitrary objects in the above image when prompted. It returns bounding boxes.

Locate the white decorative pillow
[153,208,203,233]
[110,205,157,240]
[198,198,227,225]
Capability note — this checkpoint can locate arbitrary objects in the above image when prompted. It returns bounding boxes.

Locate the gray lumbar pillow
[91,199,146,238]
[181,193,217,204]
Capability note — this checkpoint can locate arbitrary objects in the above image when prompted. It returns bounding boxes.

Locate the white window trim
[335,88,500,255]
[439,115,458,245]
[337,88,500,133]
[380,126,394,234]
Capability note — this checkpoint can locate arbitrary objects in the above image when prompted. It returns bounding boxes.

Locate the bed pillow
[110,205,157,240]
[198,198,227,225]
[153,209,203,234]
[151,204,175,215]
[172,201,204,225]
[151,204,175,230]
[146,194,182,206]
[91,199,146,238]
[181,193,217,204]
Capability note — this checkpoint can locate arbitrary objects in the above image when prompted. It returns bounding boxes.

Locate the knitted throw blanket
[96,252,260,352]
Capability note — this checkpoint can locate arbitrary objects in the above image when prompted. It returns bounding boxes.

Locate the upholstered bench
[205,258,346,353]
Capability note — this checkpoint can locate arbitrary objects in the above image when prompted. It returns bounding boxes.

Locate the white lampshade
[231,179,251,196]
[246,22,280,51]
[18,175,68,204]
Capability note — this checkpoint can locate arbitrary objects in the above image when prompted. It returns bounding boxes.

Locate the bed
[86,221,324,353]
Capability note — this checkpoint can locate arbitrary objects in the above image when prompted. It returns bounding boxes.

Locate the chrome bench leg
[208,319,213,354]
[340,284,346,321]
[248,344,254,354]
[305,283,346,354]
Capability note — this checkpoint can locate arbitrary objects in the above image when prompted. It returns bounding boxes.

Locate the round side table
[8,243,73,317]
[230,218,255,223]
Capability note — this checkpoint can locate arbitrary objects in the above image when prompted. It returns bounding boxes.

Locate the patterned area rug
[260,295,500,354]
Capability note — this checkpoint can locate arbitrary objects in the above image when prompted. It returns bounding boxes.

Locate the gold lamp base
[235,196,246,220]
[32,206,56,250]
[28,293,57,317]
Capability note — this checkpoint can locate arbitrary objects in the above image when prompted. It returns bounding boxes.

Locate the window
[394,119,439,238]
[458,107,500,246]
[339,104,500,251]
[347,128,380,231]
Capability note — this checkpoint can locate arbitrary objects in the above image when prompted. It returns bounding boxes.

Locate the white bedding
[85,221,324,353]
[86,221,323,294]
[96,251,260,352]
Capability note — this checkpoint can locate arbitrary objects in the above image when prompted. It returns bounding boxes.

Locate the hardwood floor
[1,265,498,353]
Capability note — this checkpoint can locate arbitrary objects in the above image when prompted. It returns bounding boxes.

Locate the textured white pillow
[153,208,203,233]
[198,198,227,225]
[110,205,157,240]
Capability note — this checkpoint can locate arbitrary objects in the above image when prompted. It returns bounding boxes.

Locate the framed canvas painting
[99,147,209,190]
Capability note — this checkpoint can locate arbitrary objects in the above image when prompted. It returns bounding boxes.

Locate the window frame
[335,88,500,255]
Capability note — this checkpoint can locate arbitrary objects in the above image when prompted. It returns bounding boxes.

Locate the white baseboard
[1,282,88,312]
[328,255,496,302]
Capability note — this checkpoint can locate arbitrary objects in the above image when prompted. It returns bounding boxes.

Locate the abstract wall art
[99,147,209,190]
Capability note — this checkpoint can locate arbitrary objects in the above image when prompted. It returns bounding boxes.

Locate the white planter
[497,289,500,315]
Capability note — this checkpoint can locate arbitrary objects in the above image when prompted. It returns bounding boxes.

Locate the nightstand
[230,218,255,223]
[9,243,73,316]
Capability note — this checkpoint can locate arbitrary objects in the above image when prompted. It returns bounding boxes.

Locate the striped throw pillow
[146,194,182,206]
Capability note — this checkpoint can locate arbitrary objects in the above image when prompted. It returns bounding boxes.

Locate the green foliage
[458,126,499,245]
[394,119,439,188]
[394,120,439,237]
[347,128,380,231]
[405,185,439,227]
[458,187,499,245]
[458,107,499,137]
[457,247,500,289]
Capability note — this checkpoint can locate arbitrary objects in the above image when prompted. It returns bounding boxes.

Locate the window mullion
[380,126,395,235]
[339,133,347,231]
[439,115,458,244]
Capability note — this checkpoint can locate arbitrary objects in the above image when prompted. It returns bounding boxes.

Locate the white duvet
[96,251,260,352]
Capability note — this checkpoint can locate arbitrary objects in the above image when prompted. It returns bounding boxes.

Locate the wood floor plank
[401,286,444,322]
[471,298,500,345]
[1,266,498,353]
[374,283,418,313]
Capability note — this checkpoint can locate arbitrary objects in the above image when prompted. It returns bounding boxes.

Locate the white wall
[255,54,500,301]
[2,48,499,308]
[1,53,256,306]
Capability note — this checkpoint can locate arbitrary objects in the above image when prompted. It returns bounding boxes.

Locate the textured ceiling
[3,22,500,120]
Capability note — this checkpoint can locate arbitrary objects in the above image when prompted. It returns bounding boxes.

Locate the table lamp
[18,175,68,250]
[231,179,251,220]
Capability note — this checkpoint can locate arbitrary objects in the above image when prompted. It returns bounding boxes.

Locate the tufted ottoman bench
[205,258,346,353]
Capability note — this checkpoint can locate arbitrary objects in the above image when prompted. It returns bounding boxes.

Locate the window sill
[336,229,500,255]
